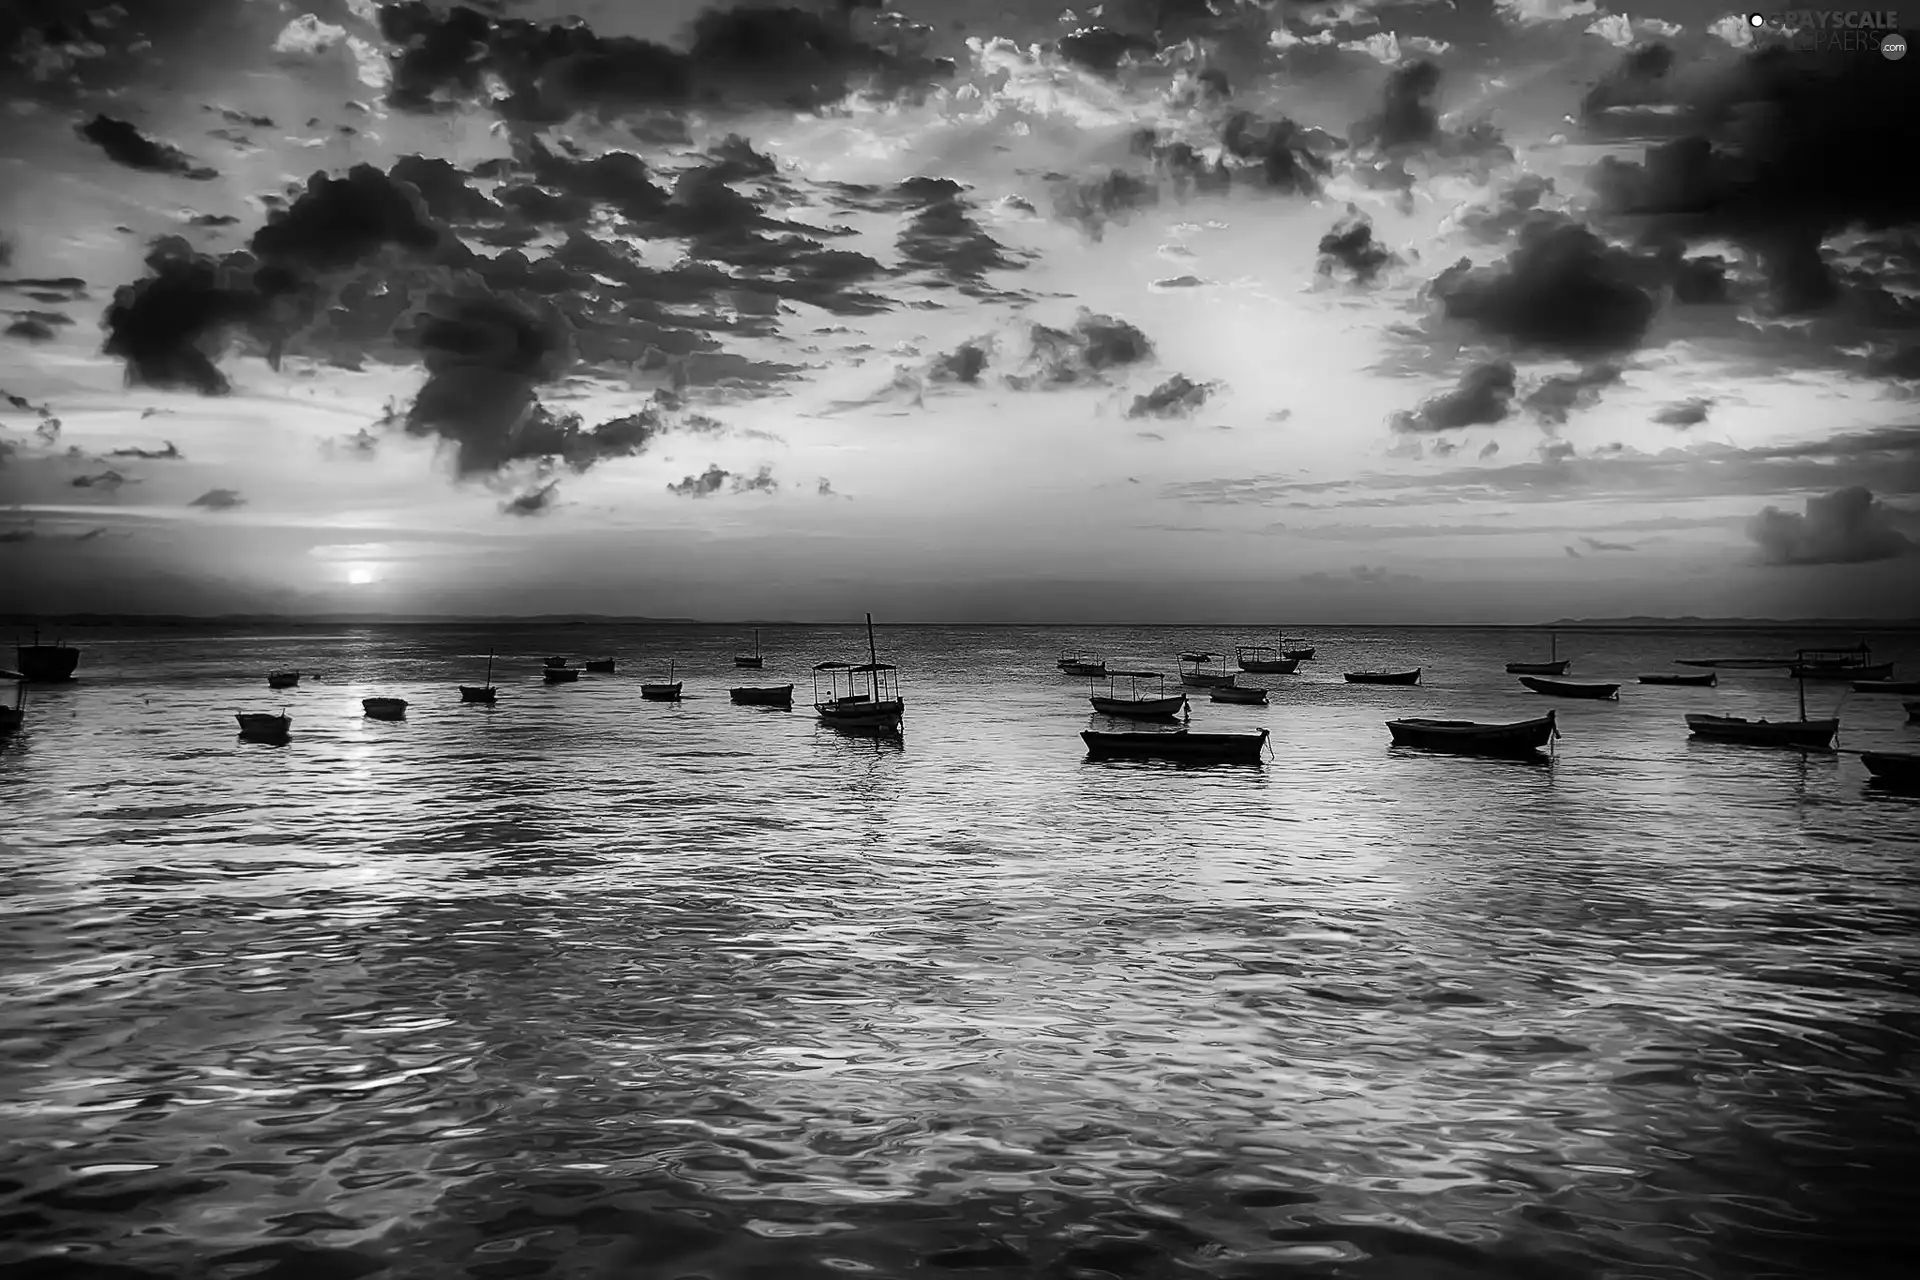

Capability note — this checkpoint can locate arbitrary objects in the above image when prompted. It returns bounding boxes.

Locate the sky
[1,0,1918,623]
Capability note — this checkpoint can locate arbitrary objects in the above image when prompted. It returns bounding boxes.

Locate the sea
[1,623,1917,1280]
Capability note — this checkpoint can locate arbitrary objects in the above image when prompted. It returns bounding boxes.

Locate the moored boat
[814,614,904,732]
[460,646,498,703]
[584,658,616,673]
[730,684,794,707]
[1639,672,1716,687]
[1089,670,1187,720]
[1686,714,1838,750]
[1082,727,1269,765]
[267,670,300,689]
[544,656,570,669]
[1861,751,1920,788]
[1388,710,1558,758]
[1505,630,1569,677]
[1852,678,1920,695]
[15,629,79,683]
[1180,652,1236,687]
[641,661,682,701]
[1236,645,1299,675]
[0,682,23,735]
[1518,675,1620,701]
[736,629,765,669]
[1209,683,1269,705]
[236,711,291,742]
[1346,668,1421,685]
[1787,644,1890,681]
[362,697,408,721]
[1061,659,1108,678]
[1283,645,1315,661]
[543,666,580,684]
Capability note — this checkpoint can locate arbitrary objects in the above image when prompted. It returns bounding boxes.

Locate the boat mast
[1550,630,1558,662]
[865,613,879,703]
[755,628,761,659]
[484,646,494,688]
[1797,670,1807,722]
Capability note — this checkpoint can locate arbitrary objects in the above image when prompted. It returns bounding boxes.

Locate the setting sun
[346,566,376,586]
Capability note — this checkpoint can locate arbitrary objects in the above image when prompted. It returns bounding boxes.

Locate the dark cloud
[666,463,778,497]
[5,317,56,341]
[1564,544,1582,558]
[188,488,245,511]
[1429,214,1659,355]
[928,340,990,384]
[501,480,560,517]
[1582,536,1638,552]
[894,180,1022,288]
[1479,441,1500,459]
[1747,486,1915,566]
[1455,174,1555,244]
[1010,312,1154,389]
[1652,397,1712,428]
[1523,363,1624,426]
[1317,205,1396,283]
[1579,42,1678,125]
[76,116,218,180]
[1219,112,1333,195]
[188,213,241,227]
[1352,58,1441,151]
[1392,362,1517,433]
[1056,26,1158,76]
[71,470,131,490]
[1053,170,1158,240]
[106,441,182,460]
[1539,439,1577,464]
[1127,374,1213,419]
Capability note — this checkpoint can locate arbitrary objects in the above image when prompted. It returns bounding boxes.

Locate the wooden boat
[1346,668,1421,685]
[1180,652,1236,687]
[0,682,23,735]
[641,661,682,701]
[362,697,408,721]
[1505,631,1569,676]
[584,658,616,673]
[236,711,290,742]
[1388,710,1558,758]
[15,629,79,683]
[1676,657,1792,669]
[1235,645,1299,675]
[1518,675,1620,701]
[1209,683,1269,705]
[1685,672,1834,749]
[736,629,765,669]
[1788,644,1890,681]
[1852,678,1920,694]
[1639,672,1716,687]
[1061,659,1108,678]
[1284,646,1315,661]
[460,647,498,704]
[1082,727,1269,764]
[1089,671,1188,720]
[267,670,300,689]
[1861,751,1920,787]
[814,614,904,731]
[730,684,794,707]
[543,666,580,684]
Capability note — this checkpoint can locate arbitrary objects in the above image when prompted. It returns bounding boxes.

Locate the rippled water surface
[3,624,1918,1280]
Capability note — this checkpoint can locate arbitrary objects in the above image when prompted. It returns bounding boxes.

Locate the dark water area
[2,624,1917,1279]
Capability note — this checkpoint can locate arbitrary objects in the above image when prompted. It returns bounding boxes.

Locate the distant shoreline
[5,615,1919,631]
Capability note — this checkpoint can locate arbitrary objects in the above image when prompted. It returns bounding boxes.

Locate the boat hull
[734,656,764,669]
[1209,687,1269,705]
[1639,673,1716,687]
[1083,728,1268,764]
[584,660,616,673]
[267,672,300,689]
[1387,711,1557,758]
[1505,660,1570,676]
[1346,669,1421,686]
[1237,658,1299,674]
[16,645,79,683]
[1283,648,1315,661]
[543,668,580,684]
[0,707,22,734]
[730,685,794,706]
[362,699,407,721]
[1090,694,1187,719]
[1852,679,1920,694]
[1685,714,1837,750]
[1861,751,1920,786]
[817,698,903,730]
[459,685,497,704]
[1061,662,1108,678]
[1677,658,1791,669]
[641,683,683,701]
[1181,673,1237,688]
[1518,676,1619,700]
[236,713,290,741]
[1790,662,1893,681]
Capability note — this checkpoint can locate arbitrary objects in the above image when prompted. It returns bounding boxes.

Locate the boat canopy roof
[1110,669,1162,679]
[814,661,851,670]
[1180,652,1217,662]
[1796,644,1869,658]
[850,663,896,673]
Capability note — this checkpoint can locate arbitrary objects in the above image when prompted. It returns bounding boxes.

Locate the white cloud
[1498,0,1601,24]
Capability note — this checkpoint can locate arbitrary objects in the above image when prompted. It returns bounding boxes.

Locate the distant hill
[1548,617,1920,630]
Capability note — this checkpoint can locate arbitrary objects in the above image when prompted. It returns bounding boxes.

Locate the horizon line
[7,614,1920,630]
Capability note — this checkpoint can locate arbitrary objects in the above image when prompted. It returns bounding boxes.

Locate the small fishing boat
[1061,659,1108,678]
[543,666,580,684]
[267,670,300,689]
[641,661,682,701]
[236,711,290,742]
[1639,672,1716,687]
[730,684,794,707]
[1518,675,1620,701]
[544,656,570,669]
[460,647,498,703]
[1082,727,1269,765]
[1180,652,1236,687]
[1676,657,1793,669]
[1388,710,1558,758]
[0,682,23,735]
[1505,630,1569,676]
[1236,645,1299,675]
[362,697,408,721]
[1686,672,1835,750]
[1283,638,1316,661]
[1209,683,1269,705]
[814,614,904,731]
[1346,668,1421,685]
[1788,644,1891,681]
[1090,671,1188,720]
[584,658,616,673]
[736,630,765,669]
[15,629,80,683]
[1852,678,1920,695]
[1861,751,1920,788]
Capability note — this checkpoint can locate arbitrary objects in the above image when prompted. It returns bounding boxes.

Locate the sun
[345,565,377,586]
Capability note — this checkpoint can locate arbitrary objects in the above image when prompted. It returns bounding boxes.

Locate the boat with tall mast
[1506,630,1570,676]
[814,613,904,732]
[1686,671,1838,750]
[15,628,80,683]
[641,661,683,701]
[736,629,765,669]
[460,647,498,703]
[1787,643,1892,681]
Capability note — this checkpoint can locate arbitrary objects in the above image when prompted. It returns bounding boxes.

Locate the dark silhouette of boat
[1180,652,1236,687]
[1061,659,1108,677]
[1788,644,1891,681]
[730,684,794,707]
[1082,727,1269,764]
[362,697,408,721]
[267,670,300,689]
[1852,678,1920,695]
[814,615,903,731]
[461,647,498,703]
[1640,672,1716,687]
[1236,645,1299,675]
[1862,751,1920,789]
[1505,630,1569,676]
[1686,672,1834,750]
[641,661,682,701]
[16,629,79,683]
[1209,682,1269,705]
[1346,668,1421,685]
[1089,671,1187,720]
[1283,641,1315,661]
[236,711,290,742]
[1056,650,1102,672]
[1518,676,1620,701]
[584,658,616,673]
[736,630,765,669]
[543,666,580,684]
[1388,710,1558,758]
[1,682,23,735]
[544,656,569,668]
